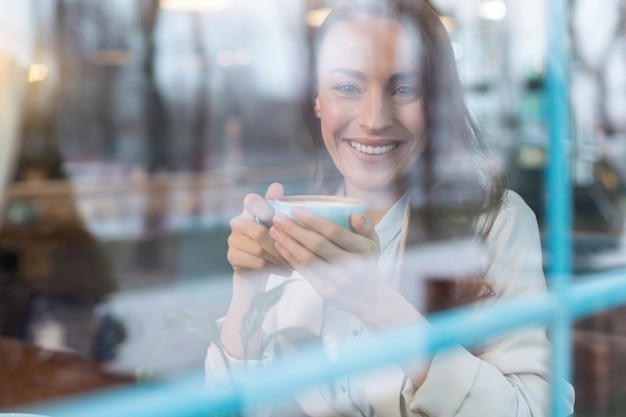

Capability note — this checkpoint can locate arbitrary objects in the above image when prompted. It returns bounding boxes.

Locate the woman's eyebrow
[389,71,421,83]
[328,68,421,83]
[329,68,366,80]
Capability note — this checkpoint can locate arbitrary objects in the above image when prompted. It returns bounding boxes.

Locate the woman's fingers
[270,218,376,309]
[270,220,324,268]
[232,186,377,280]
[271,212,376,267]
[227,246,293,277]
[230,215,290,267]
[243,193,274,226]
[268,208,385,312]
[350,212,379,245]
[288,208,377,254]
[264,182,284,200]
[229,232,288,268]
[241,183,284,227]
[228,185,291,274]
[228,227,293,275]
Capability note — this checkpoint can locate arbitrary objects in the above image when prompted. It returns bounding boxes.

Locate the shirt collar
[335,184,408,251]
[375,193,408,252]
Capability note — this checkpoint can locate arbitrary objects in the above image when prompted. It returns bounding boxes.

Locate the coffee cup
[266,195,364,230]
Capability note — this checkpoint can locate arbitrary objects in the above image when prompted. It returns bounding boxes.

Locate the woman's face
[315,16,427,198]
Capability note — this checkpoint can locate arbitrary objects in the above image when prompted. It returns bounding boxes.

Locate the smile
[348,140,398,155]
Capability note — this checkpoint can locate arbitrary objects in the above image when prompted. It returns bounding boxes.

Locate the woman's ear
[313,95,321,118]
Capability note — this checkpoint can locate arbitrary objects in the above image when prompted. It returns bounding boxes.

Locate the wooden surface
[574,329,626,412]
[0,335,134,409]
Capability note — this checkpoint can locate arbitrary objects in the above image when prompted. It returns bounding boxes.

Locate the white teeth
[349,141,397,155]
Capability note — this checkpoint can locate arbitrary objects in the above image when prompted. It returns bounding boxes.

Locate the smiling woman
[313,16,427,221]
[204,0,575,416]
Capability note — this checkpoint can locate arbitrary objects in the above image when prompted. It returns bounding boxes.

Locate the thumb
[351,213,379,244]
[264,182,285,200]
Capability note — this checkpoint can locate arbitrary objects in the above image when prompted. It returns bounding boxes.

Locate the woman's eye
[393,85,421,100]
[332,83,361,95]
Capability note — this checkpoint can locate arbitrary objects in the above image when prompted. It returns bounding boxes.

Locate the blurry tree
[139,0,170,173]
[190,13,210,172]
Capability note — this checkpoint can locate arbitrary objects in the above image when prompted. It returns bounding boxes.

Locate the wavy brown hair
[300,0,506,312]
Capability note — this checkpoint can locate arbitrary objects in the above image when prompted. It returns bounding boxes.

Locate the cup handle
[255,200,275,229]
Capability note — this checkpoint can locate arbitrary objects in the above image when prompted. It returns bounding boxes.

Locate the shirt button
[340,386,347,393]
[352,329,360,337]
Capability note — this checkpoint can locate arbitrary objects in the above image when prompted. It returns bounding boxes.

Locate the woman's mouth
[347,140,398,155]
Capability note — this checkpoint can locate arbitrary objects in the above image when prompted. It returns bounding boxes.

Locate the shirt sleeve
[205,318,278,384]
[205,273,282,385]
[403,191,575,417]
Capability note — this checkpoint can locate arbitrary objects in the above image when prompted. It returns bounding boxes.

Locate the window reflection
[0,0,624,416]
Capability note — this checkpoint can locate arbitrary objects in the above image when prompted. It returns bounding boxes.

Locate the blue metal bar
[38,269,626,417]
[546,0,572,277]
[545,0,572,415]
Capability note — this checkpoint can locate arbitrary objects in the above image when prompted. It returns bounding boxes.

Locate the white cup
[267,195,365,230]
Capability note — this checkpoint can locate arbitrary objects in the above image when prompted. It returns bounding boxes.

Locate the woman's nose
[358,91,393,132]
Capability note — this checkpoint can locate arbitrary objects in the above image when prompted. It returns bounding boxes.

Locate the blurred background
[0,0,625,416]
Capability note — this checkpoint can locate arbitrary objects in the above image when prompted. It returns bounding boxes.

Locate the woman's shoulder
[480,190,548,298]
[496,189,539,228]
[482,189,542,252]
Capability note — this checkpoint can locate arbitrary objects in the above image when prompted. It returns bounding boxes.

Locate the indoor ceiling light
[159,0,233,13]
[479,0,507,21]
[306,7,331,27]
[439,15,456,32]
[27,63,48,83]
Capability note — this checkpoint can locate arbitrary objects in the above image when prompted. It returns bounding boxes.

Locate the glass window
[0,1,625,416]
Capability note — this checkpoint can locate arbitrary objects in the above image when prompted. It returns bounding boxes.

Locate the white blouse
[205,190,575,417]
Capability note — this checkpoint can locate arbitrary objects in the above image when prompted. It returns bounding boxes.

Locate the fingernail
[291,207,306,218]
[269,225,280,238]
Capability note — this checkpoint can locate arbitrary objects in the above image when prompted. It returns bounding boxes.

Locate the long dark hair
[301,0,506,312]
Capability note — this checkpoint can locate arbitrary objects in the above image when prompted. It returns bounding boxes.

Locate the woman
[206,0,575,415]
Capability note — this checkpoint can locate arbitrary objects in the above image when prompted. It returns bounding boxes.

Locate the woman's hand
[268,206,432,388]
[226,182,293,279]
[268,207,384,314]
[221,182,292,359]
